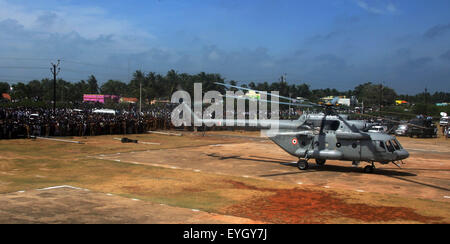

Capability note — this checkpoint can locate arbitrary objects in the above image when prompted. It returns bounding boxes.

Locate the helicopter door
[351,140,362,161]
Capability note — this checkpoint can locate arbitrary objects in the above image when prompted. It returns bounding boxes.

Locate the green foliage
[353,82,397,107]
[2,70,449,119]
[412,103,439,116]
[101,80,128,96]
[398,92,450,104]
[0,82,10,93]
[87,75,99,94]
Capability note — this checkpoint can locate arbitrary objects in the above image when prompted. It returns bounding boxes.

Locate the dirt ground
[0,186,260,224]
[0,131,449,224]
[98,133,450,202]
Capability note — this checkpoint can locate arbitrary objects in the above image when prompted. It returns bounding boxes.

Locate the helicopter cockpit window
[392,140,401,150]
[393,139,403,150]
[386,140,395,152]
[380,141,386,150]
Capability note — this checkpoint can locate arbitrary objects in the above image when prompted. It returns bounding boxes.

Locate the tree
[101,80,128,96]
[128,70,146,98]
[87,75,99,94]
[166,69,179,97]
[412,103,439,117]
[11,82,28,100]
[296,84,312,99]
[0,82,10,93]
[72,80,90,101]
[56,79,71,102]
[380,86,397,106]
[40,78,54,101]
[27,80,43,101]
[353,82,397,107]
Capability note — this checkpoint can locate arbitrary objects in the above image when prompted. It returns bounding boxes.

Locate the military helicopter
[262,101,410,173]
[180,83,410,173]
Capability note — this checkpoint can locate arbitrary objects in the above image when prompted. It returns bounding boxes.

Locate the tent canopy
[92,109,116,115]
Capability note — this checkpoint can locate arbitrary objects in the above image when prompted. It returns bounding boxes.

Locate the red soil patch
[223,181,444,224]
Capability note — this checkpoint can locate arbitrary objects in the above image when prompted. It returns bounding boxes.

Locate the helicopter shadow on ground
[244,155,450,192]
[205,153,416,177]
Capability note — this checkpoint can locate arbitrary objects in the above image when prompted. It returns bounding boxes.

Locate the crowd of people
[0,101,305,140]
[0,104,177,139]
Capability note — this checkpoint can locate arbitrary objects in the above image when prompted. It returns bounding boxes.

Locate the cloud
[386,3,397,13]
[354,0,397,15]
[0,0,154,41]
[0,0,448,94]
[424,23,450,39]
[0,0,159,83]
[199,45,277,79]
[35,12,58,27]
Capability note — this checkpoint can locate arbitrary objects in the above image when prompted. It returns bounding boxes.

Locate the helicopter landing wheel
[363,165,375,173]
[315,159,326,166]
[297,159,309,170]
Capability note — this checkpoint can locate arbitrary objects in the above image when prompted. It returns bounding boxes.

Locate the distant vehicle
[440,117,448,126]
[368,125,387,133]
[407,118,437,138]
[395,124,408,136]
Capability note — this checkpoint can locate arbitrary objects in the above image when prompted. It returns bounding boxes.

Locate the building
[120,97,138,104]
[1,93,11,101]
[83,94,120,104]
[321,96,350,106]
[150,99,171,105]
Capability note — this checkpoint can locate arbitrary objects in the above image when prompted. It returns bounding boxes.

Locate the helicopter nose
[395,150,409,160]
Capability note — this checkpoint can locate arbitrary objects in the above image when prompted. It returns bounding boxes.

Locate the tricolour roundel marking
[292,138,298,145]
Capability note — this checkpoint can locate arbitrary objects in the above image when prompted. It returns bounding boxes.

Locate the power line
[0,66,48,70]
[0,74,48,79]
[0,57,127,72]
[61,59,126,70]
[63,68,128,77]
[0,57,56,61]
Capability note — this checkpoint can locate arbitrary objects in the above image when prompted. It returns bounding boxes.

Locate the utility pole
[424,86,428,116]
[51,60,61,114]
[379,82,383,117]
[362,100,364,114]
[139,80,142,115]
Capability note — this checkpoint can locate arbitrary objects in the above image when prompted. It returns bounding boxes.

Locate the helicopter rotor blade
[215,82,320,107]
[327,97,340,106]
[335,112,362,133]
[353,113,428,130]
[369,110,418,117]
[215,82,295,101]
[179,102,308,130]
[221,94,315,108]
